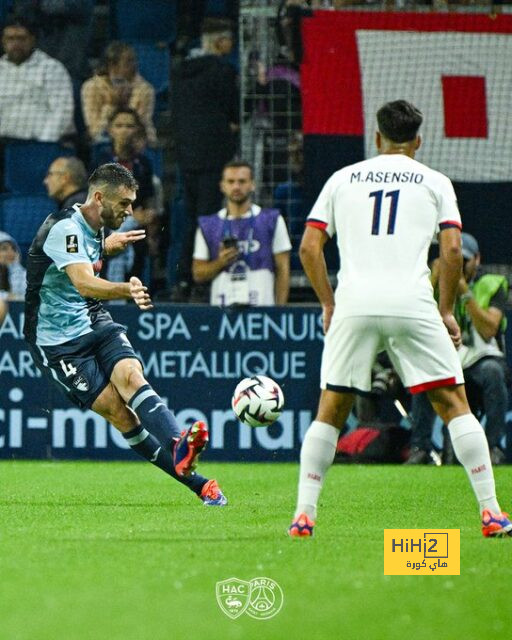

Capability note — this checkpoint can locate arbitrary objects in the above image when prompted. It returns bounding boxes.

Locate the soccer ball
[231,375,284,428]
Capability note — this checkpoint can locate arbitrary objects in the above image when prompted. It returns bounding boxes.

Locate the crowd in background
[3,0,505,303]
[0,1,306,304]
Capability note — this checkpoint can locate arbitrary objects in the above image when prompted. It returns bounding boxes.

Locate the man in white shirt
[192,160,291,306]
[0,17,74,142]
[289,100,512,539]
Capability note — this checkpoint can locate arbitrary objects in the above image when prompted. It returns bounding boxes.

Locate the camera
[111,77,129,87]
[222,236,238,249]
[371,369,395,396]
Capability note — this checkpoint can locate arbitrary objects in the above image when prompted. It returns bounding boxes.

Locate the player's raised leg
[110,358,212,478]
[428,384,512,537]
[95,323,225,504]
[93,369,226,506]
[289,389,354,537]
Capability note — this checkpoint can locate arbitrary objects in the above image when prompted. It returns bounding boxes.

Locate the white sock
[295,420,339,520]
[447,414,501,514]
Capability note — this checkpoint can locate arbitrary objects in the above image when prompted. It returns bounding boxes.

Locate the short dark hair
[222,160,254,178]
[3,15,38,37]
[201,17,233,36]
[377,100,423,144]
[62,157,88,189]
[97,41,136,75]
[88,163,138,195]
[108,107,146,135]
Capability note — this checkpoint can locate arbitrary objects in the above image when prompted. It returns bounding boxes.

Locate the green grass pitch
[1,461,511,640]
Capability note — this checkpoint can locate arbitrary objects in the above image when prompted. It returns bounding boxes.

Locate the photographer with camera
[192,160,291,307]
[407,233,510,465]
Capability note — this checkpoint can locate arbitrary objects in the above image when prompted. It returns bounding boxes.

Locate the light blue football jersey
[25,205,105,346]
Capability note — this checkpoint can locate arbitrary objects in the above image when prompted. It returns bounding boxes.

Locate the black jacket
[59,189,88,211]
[171,53,239,172]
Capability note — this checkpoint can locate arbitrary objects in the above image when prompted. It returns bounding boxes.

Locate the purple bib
[198,208,280,271]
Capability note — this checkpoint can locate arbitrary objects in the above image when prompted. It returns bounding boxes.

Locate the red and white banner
[301,12,512,182]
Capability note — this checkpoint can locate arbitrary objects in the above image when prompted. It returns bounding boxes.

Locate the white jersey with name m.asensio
[307,154,462,319]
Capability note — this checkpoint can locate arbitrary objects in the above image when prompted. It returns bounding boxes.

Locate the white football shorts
[320,315,464,394]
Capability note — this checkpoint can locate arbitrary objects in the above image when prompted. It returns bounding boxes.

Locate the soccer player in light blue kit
[24,163,226,505]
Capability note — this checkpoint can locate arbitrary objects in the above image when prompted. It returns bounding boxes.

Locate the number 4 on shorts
[59,359,77,377]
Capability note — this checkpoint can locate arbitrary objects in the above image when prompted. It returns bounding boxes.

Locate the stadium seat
[205,0,228,17]
[274,181,304,271]
[90,143,163,180]
[88,142,111,171]
[144,147,163,180]
[0,194,56,258]
[0,0,13,24]
[4,142,74,195]
[110,0,177,43]
[72,79,87,137]
[166,171,186,287]
[131,42,171,111]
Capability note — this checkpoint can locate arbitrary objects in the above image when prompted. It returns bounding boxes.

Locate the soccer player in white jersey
[289,100,512,538]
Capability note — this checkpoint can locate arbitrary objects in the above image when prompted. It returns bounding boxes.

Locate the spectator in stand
[12,0,93,82]
[274,132,304,248]
[0,232,27,301]
[192,161,291,307]
[44,156,88,210]
[0,16,75,142]
[93,108,158,287]
[171,17,239,302]
[176,0,240,54]
[81,41,157,147]
[248,2,307,189]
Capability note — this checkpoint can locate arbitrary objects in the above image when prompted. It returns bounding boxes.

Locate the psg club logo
[216,576,284,620]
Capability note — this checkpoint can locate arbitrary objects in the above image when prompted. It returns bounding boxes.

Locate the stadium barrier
[0,303,323,461]
[2,303,512,462]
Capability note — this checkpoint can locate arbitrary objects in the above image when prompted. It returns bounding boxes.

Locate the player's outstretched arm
[299,225,334,333]
[65,262,132,301]
[104,229,147,256]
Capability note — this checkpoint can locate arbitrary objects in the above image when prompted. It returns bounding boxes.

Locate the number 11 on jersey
[369,189,400,235]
